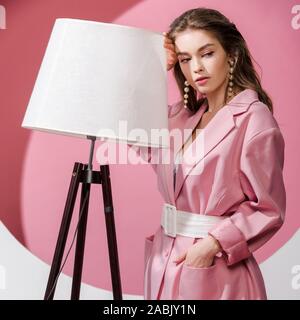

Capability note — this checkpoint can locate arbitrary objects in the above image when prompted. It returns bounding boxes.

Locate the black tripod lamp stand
[43,135,122,300]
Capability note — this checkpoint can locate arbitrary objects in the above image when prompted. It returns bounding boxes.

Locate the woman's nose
[191,58,204,73]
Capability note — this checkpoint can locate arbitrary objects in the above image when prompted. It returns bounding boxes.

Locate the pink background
[0,0,299,295]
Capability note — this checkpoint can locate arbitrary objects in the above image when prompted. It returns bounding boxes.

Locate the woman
[141,7,286,300]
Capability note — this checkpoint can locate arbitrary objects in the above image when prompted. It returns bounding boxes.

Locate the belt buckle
[163,203,177,238]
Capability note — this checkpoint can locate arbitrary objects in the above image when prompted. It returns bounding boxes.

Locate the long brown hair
[167,8,273,114]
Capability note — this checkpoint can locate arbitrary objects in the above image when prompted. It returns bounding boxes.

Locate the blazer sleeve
[126,102,180,172]
[208,126,286,266]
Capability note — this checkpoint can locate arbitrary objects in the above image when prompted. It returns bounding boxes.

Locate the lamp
[21,18,168,300]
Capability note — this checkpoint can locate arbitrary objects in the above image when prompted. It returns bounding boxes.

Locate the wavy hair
[167,7,273,114]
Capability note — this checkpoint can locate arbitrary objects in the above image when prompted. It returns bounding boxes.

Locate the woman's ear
[233,49,239,67]
[228,53,238,70]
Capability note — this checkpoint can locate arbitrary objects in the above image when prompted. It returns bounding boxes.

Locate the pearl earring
[183,80,189,109]
[227,59,235,100]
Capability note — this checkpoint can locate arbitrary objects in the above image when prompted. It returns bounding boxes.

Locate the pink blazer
[138,88,286,299]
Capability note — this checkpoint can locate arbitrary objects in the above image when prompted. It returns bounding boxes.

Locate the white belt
[161,203,226,238]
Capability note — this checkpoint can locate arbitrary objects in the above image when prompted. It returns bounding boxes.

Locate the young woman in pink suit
[140,7,286,300]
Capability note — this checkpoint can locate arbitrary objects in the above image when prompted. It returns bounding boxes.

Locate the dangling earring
[183,80,189,109]
[227,59,235,100]
[227,60,234,99]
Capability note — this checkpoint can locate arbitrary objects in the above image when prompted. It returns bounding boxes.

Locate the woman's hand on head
[163,32,178,71]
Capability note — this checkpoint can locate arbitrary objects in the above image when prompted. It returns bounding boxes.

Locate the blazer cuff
[208,218,251,266]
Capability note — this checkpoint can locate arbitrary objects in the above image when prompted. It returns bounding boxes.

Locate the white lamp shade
[21,18,169,148]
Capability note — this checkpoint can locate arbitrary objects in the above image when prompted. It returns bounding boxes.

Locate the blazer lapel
[174,88,260,201]
[161,102,208,205]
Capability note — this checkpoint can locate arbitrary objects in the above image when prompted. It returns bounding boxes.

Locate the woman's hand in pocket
[173,235,222,268]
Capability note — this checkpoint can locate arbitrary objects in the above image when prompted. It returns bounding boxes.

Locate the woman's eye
[180,58,190,63]
[202,51,214,57]
[180,52,214,63]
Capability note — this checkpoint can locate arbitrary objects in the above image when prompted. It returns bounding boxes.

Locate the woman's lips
[196,77,209,85]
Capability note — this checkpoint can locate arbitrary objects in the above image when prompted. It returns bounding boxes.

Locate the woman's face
[174,28,232,96]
